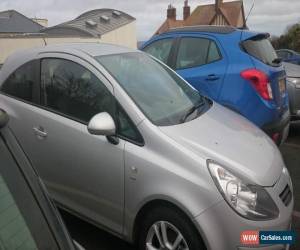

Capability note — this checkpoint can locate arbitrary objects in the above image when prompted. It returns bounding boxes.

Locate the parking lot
[61,122,300,250]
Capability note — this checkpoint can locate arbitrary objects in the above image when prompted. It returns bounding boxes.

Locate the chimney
[167,4,176,20]
[183,0,191,20]
[215,0,223,12]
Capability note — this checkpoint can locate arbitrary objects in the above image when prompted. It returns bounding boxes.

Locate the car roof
[165,25,237,35]
[26,42,135,57]
[0,43,138,82]
[143,25,263,46]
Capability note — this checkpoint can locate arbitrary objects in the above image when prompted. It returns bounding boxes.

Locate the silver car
[0,43,294,250]
[284,62,300,120]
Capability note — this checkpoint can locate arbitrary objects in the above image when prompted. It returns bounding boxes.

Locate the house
[0,9,137,64]
[0,10,45,34]
[155,0,246,35]
[42,9,136,47]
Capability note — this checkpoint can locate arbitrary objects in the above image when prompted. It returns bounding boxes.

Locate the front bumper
[262,110,290,145]
[194,170,294,250]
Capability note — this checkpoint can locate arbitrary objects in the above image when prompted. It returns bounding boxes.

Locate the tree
[271,23,300,52]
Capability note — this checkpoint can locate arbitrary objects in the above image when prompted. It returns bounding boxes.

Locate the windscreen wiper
[180,99,205,123]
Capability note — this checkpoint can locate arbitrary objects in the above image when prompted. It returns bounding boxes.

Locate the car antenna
[245,0,255,23]
[240,0,255,40]
[43,36,47,46]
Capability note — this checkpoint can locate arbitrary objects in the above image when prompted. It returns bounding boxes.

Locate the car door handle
[206,74,220,81]
[33,127,48,139]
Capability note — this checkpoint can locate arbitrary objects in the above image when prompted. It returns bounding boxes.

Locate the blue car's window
[176,37,221,69]
[143,38,173,64]
[207,41,221,63]
[242,37,279,66]
[96,52,208,126]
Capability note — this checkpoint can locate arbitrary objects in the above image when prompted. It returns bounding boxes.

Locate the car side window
[207,41,221,63]
[41,58,115,123]
[117,105,143,145]
[277,51,284,58]
[143,39,173,64]
[1,61,38,103]
[41,58,142,144]
[176,37,221,69]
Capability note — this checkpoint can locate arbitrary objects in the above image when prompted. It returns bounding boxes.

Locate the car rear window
[242,36,279,67]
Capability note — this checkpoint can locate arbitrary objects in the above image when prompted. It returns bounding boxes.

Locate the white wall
[0,22,137,64]
[101,21,137,49]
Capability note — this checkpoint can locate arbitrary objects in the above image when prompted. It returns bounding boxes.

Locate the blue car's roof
[164,25,237,35]
[141,26,267,49]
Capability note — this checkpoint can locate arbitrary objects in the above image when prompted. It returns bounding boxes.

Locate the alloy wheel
[145,221,189,250]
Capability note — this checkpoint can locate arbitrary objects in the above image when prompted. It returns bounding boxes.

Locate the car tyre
[138,206,205,250]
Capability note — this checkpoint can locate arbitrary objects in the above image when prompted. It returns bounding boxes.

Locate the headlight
[208,161,279,220]
[287,77,300,89]
[283,166,293,192]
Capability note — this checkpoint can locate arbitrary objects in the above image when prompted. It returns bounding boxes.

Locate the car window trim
[174,36,223,70]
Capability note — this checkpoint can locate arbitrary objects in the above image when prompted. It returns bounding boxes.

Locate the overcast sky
[0,0,299,41]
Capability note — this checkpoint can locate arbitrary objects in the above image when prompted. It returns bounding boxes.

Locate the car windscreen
[242,36,280,67]
[96,52,209,126]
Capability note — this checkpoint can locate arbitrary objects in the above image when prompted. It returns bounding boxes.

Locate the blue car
[141,26,290,145]
[277,49,300,65]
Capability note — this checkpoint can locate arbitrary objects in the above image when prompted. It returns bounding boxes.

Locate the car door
[173,36,227,100]
[0,128,75,250]
[0,54,125,235]
[0,142,52,250]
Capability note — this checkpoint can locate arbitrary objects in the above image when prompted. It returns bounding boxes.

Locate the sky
[0,0,299,41]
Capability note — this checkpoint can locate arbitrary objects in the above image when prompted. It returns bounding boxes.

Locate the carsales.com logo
[241,231,296,245]
[241,231,259,245]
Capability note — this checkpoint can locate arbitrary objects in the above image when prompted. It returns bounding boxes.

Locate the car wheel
[138,206,205,250]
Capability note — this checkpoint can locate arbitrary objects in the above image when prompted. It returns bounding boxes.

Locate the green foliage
[271,23,300,52]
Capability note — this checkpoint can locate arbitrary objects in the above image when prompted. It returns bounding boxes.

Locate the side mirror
[0,109,9,129]
[87,112,116,136]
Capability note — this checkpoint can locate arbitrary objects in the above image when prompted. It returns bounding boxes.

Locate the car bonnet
[158,103,284,187]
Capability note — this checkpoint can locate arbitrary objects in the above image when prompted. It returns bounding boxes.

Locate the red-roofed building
[154,0,246,36]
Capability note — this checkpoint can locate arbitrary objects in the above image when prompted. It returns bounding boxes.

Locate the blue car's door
[174,36,227,101]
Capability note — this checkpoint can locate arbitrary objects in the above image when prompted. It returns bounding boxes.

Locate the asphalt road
[61,122,300,250]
